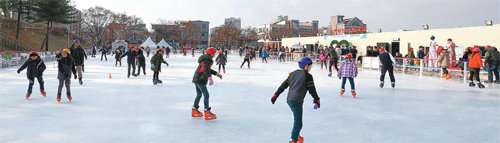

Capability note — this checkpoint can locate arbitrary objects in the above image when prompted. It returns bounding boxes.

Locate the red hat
[409,48,413,51]
[29,51,38,56]
[206,47,217,54]
[473,45,479,49]
[472,47,480,52]
[219,51,223,54]
[135,47,140,51]
[345,54,353,59]
[156,48,163,52]
[129,46,135,49]
[321,51,324,54]
[485,45,491,49]
[379,48,385,53]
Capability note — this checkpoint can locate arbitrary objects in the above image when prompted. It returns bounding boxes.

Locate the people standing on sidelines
[484,45,500,83]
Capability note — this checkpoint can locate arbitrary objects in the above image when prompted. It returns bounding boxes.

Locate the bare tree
[111,13,145,41]
[81,6,114,46]
[210,23,241,48]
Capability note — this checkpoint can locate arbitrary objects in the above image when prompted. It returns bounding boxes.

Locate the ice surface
[0,54,499,143]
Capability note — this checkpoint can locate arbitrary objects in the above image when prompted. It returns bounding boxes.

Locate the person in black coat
[191,47,222,120]
[57,49,76,102]
[99,45,107,61]
[136,47,146,75]
[70,40,86,85]
[114,49,122,66]
[216,51,227,74]
[378,48,396,88]
[17,51,46,99]
[120,46,138,78]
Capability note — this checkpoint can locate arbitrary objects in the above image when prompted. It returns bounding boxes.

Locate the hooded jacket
[192,54,218,85]
[17,55,46,78]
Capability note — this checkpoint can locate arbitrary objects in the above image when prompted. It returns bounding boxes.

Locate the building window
[202,24,207,28]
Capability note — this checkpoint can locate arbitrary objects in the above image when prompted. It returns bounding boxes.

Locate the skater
[114,49,122,66]
[192,47,195,57]
[145,46,151,57]
[57,49,76,102]
[150,48,169,85]
[70,39,86,85]
[99,46,107,61]
[379,47,396,88]
[262,49,269,63]
[484,45,500,83]
[91,45,97,57]
[136,47,146,76]
[437,46,452,80]
[191,47,223,120]
[271,57,320,143]
[17,51,46,99]
[327,46,339,77]
[428,36,439,68]
[216,51,227,74]
[165,46,171,58]
[120,46,138,78]
[240,51,251,69]
[469,47,485,88]
[319,51,327,70]
[338,54,358,97]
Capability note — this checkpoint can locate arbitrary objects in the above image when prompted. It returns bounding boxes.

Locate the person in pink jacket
[319,51,327,70]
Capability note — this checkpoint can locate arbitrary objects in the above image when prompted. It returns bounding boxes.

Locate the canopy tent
[140,37,158,49]
[157,39,172,48]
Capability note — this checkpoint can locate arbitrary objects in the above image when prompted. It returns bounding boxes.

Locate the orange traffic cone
[109,74,112,79]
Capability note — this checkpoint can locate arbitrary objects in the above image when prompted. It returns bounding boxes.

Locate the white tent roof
[157,39,171,48]
[140,37,157,48]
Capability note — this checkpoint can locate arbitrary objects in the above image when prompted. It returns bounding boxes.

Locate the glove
[208,76,214,86]
[118,58,121,61]
[337,74,341,79]
[216,73,223,79]
[17,70,20,74]
[151,64,155,69]
[165,62,169,66]
[313,99,320,109]
[271,94,278,104]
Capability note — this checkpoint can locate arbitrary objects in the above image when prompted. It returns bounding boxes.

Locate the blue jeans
[487,64,499,82]
[341,77,355,91]
[193,83,210,110]
[287,100,303,142]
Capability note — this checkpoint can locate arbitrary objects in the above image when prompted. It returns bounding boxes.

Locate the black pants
[127,62,136,77]
[115,60,121,66]
[219,64,225,71]
[153,71,159,80]
[262,57,268,63]
[92,51,96,57]
[442,68,449,75]
[469,68,480,82]
[329,59,338,72]
[27,76,44,92]
[241,59,250,67]
[279,54,285,62]
[380,66,395,82]
[101,53,107,61]
[137,62,146,75]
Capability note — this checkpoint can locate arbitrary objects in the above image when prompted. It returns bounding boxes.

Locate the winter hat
[472,47,480,52]
[345,54,353,59]
[379,48,385,53]
[485,45,491,49]
[219,51,223,54]
[156,48,163,52]
[116,50,120,53]
[62,49,71,54]
[409,48,413,51]
[135,47,140,51]
[298,57,313,68]
[129,46,135,49]
[73,39,80,43]
[29,51,38,57]
[430,36,435,39]
[206,47,217,54]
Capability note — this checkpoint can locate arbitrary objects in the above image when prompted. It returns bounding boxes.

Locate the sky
[73,0,500,32]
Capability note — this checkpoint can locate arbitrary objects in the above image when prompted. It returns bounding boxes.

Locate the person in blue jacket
[262,49,269,63]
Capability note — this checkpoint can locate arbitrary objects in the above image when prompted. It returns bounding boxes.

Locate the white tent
[140,37,158,49]
[157,39,171,48]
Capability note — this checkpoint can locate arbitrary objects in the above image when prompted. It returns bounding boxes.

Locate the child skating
[57,49,76,102]
[262,49,269,63]
[120,46,138,78]
[114,49,122,66]
[327,46,339,77]
[271,57,320,143]
[150,48,169,85]
[468,46,485,88]
[378,47,396,88]
[216,51,227,74]
[136,47,146,76]
[319,51,327,70]
[240,51,251,69]
[17,51,46,99]
[338,54,358,97]
[191,47,223,120]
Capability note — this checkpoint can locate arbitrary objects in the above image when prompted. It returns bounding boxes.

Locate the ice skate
[477,82,485,89]
[26,91,31,99]
[469,82,476,87]
[57,93,61,103]
[204,108,217,120]
[79,78,83,85]
[391,82,395,88]
[328,72,332,77]
[380,81,384,88]
[352,91,356,98]
[40,89,46,97]
[192,108,203,117]
[153,79,158,85]
[445,74,452,80]
[340,89,345,96]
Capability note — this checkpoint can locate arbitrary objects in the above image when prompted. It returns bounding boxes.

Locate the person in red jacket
[468,46,484,88]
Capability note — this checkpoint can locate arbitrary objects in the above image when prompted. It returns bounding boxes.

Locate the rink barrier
[1,51,58,69]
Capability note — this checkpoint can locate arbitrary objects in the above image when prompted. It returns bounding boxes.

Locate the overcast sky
[73,0,499,32]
